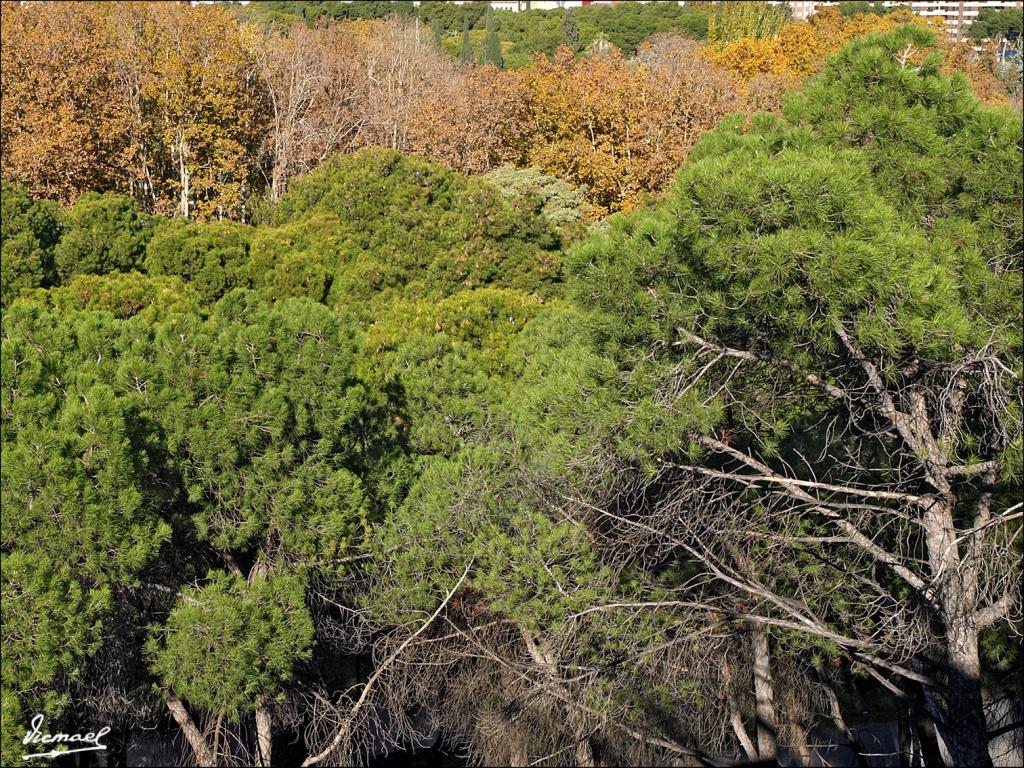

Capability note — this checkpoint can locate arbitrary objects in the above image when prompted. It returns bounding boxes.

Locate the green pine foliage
[52,192,153,282]
[154,292,372,555]
[459,17,474,62]
[562,6,581,53]
[1,180,61,307]
[1,552,109,758]
[144,218,253,303]
[147,571,314,720]
[1,305,175,755]
[482,5,503,68]
[365,444,613,634]
[421,0,490,37]
[569,28,1022,458]
[14,272,200,319]
[239,0,416,26]
[783,25,1023,274]
[970,6,1023,43]
[0,291,375,757]
[1,25,1020,765]
[495,2,708,64]
[261,149,562,315]
[483,164,595,231]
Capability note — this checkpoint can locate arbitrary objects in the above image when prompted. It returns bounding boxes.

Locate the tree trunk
[166,695,215,767]
[922,501,992,768]
[912,693,944,768]
[521,628,596,767]
[786,717,814,767]
[752,626,777,763]
[569,708,596,767]
[509,739,529,768]
[898,711,916,768]
[177,136,191,219]
[942,628,990,767]
[821,678,867,768]
[256,697,272,767]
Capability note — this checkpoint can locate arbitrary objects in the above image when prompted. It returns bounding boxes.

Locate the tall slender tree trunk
[922,499,992,768]
[788,718,813,768]
[751,626,777,763]
[177,135,191,219]
[255,697,272,767]
[569,708,596,767]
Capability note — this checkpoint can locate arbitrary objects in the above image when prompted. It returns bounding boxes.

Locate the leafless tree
[257,22,367,202]
[557,322,1021,767]
[354,17,456,156]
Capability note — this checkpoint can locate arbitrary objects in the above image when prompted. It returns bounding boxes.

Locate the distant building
[899,1,1023,42]
[786,0,829,19]
[770,1,1023,40]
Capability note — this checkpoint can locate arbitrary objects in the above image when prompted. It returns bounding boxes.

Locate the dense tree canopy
[0,180,61,307]
[555,24,1022,767]
[971,6,1024,43]
[2,2,1015,220]
[1,14,1021,768]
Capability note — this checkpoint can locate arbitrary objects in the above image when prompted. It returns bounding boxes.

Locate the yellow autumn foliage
[706,8,903,83]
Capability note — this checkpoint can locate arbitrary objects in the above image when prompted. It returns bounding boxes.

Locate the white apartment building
[776,1,1022,41]
[900,1,1023,42]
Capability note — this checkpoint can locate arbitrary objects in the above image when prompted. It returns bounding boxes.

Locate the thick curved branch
[674,327,847,400]
[691,437,930,596]
[301,560,473,767]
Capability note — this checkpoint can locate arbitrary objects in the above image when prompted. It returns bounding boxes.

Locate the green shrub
[147,572,314,721]
[265,149,563,316]
[483,165,596,230]
[145,219,252,303]
[52,192,152,281]
[1,180,61,306]
[14,272,199,319]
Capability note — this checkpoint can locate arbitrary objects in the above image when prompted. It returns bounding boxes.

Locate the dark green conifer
[459,17,473,62]
[562,7,581,53]
[483,6,503,68]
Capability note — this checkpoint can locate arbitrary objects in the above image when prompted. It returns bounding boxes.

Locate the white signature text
[21,714,110,761]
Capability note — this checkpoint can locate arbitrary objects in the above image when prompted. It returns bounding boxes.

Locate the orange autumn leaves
[703,8,910,88]
[0,2,751,217]
[0,1,131,202]
[519,43,743,213]
[2,3,1014,221]
[413,42,744,214]
[1,1,265,219]
[704,7,1012,109]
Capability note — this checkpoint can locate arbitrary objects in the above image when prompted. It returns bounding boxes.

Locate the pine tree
[432,22,443,51]
[459,17,473,62]
[562,7,581,53]
[483,6,503,69]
